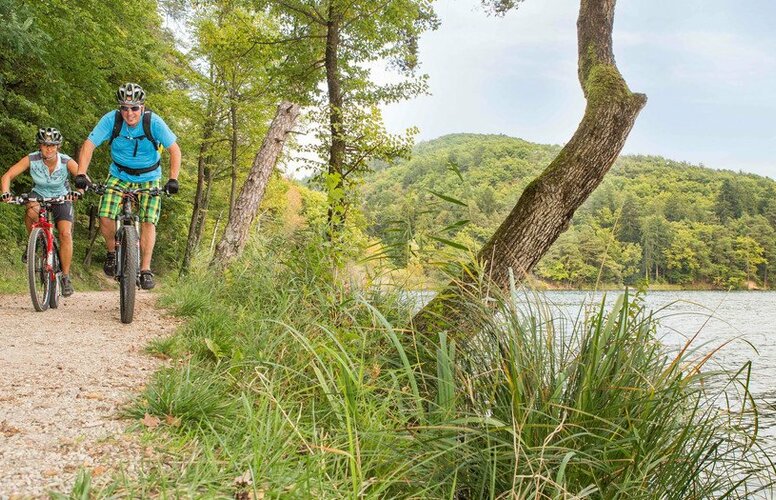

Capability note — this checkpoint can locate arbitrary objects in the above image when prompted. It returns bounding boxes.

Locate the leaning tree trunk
[412,0,647,334]
[210,101,301,269]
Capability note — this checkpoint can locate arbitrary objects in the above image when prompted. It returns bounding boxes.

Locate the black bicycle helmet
[116,82,146,105]
[36,127,63,145]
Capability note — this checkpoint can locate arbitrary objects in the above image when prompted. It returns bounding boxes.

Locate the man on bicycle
[1,128,81,296]
[74,82,181,290]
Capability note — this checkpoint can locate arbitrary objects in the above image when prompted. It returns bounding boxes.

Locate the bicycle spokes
[27,228,51,312]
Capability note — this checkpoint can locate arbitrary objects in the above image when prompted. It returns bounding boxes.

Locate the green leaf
[446,160,464,182]
[203,338,222,360]
[427,189,467,207]
[442,220,470,232]
[429,236,469,251]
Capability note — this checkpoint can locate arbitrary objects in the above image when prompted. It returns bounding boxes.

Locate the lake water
[548,291,776,448]
[417,290,776,454]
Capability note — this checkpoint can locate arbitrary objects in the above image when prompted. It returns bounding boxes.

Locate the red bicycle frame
[31,203,57,277]
[14,195,64,282]
[8,193,68,311]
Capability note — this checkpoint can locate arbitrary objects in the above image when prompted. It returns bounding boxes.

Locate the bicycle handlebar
[6,194,68,205]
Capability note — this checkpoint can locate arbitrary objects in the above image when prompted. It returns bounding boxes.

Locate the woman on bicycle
[1,127,81,297]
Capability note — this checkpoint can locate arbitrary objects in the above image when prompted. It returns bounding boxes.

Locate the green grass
[67,232,775,498]
[0,242,27,292]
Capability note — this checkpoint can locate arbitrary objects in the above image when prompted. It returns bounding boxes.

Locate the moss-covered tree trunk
[211,101,300,269]
[412,0,647,333]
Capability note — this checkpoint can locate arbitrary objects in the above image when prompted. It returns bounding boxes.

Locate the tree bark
[210,101,301,269]
[181,110,217,275]
[228,87,239,222]
[325,5,346,235]
[412,0,647,334]
[197,165,214,248]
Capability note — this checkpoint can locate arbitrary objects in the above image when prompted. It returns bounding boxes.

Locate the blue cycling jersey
[87,110,177,183]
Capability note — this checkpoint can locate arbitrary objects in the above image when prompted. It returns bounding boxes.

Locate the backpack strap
[108,109,159,150]
[142,110,159,150]
[108,110,123,145]
[114,159,160,175]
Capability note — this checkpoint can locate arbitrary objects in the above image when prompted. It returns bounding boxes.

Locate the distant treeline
[362,134,776,289]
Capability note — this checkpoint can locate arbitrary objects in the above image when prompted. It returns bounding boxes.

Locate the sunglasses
[119,105,142,112]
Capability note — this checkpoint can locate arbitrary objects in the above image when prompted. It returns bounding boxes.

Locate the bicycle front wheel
[119,226,139,324]
[27,227,50,312]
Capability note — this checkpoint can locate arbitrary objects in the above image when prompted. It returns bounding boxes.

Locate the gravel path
[0,291,176,498]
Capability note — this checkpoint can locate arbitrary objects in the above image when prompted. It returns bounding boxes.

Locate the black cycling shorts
[29,192,74,223]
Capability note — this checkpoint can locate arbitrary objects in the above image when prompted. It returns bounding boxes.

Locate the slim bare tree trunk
[413,0,647,334]
[196,166,214,250]
[181,110,217,275]
[325,5,347,236]
[210,210,223,252]
[211,101,301,269]
[228,88,239,222]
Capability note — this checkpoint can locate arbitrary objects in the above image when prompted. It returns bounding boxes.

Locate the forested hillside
[362,134,776,289]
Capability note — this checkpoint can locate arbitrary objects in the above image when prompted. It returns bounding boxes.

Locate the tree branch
[275,0,327,25]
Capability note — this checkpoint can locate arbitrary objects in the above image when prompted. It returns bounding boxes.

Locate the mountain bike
[9,194,66,311]
[89,184,162,324]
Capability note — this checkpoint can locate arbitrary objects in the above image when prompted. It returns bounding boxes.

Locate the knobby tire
[119,226,139,324]
[27,227,50,312]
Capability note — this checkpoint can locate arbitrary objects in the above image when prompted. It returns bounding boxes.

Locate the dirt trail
[0,291,175,498]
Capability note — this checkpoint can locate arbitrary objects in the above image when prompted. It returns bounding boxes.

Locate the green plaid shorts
[98,176,162,224]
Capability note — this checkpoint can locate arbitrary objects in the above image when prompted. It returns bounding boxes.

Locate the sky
[377,0,776,179]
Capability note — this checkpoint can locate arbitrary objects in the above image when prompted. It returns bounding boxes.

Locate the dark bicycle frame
[92,185,161,274]
[89,184,161,323]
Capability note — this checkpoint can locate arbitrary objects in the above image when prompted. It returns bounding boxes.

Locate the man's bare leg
[100,217,116,252]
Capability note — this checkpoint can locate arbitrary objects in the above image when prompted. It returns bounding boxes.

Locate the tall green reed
[432,279,774,498]
[100,233,773,498]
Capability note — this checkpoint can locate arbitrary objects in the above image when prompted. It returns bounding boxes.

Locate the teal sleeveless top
[28,152,71,197]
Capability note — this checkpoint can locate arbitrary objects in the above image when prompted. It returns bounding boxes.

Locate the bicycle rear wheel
[27,227,50,312]
[119,226,139,324]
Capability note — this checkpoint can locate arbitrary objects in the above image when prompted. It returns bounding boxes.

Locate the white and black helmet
[116,82,146,105]
[36,127,63,145]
